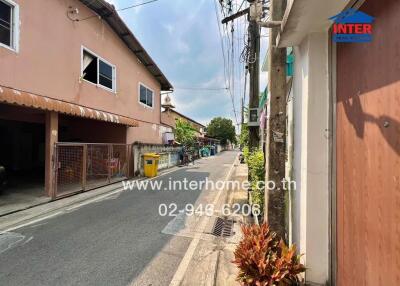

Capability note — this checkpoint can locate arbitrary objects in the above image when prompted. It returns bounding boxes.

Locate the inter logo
[330,8,375,43]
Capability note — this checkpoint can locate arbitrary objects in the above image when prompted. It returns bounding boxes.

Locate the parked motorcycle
[239,153,245,164]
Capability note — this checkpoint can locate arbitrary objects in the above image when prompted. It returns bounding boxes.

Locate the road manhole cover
[211,217,234,237]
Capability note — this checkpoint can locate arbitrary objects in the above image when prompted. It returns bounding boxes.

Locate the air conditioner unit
[248,108,261,127]
[162,132,175,144]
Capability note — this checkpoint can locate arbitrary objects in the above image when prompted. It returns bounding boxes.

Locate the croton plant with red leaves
[233,223,306,286]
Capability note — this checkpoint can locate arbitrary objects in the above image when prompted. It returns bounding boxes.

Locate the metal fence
[54,143,130,198]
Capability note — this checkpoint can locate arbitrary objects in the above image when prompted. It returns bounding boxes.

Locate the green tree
[207,117,237,145]
[175,118,196,147]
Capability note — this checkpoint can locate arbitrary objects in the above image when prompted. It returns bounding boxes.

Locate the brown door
[336,0,400,285]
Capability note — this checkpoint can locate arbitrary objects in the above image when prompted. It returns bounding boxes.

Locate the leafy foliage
[247,149,264,185]
[207,117,237,145]
[175,118,196,147]
[233,223,305,286]
[239,123,249,148]
[247,148,265,209]
[242,146,250,163]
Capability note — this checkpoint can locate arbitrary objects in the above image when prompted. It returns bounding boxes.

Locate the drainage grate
[211,217,234,237]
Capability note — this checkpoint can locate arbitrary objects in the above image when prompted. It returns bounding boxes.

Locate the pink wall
[161,111,176,129]
[127,122,163,145]
[0,0,163,144]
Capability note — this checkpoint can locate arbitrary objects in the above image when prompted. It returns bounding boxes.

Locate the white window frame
[138,82,154,109]
[81,46,117,93]
[0,0,19,52]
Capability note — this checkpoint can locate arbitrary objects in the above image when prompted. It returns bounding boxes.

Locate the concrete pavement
[0,151,238,286]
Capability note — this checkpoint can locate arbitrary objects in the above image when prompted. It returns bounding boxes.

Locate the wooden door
[336,0,400,285]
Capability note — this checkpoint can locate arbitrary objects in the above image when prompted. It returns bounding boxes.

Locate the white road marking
[66,188,124,211]
[168,157,237,286]
[21,236,33,245]
[0,232,25,254]
[1,211,63,233]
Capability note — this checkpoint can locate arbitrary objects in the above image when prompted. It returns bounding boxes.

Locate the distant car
[0,165,6,190]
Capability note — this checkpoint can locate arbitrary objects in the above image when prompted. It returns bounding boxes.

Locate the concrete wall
[291,32,330,285]
[131,143,181,176]
[0,0,163,144]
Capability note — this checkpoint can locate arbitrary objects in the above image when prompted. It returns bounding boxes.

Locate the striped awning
[0,86,139,127]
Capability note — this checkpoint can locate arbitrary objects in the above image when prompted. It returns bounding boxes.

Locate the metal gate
[336,0,400,284]
[54,143,130,198]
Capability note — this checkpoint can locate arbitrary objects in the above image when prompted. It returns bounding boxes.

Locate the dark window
[140,85,147,105]
[0,1,12,47]
[82,49,115,92]
[139,84,153,107]
[147,88,153,106]
[82,50,98,84]
[99,60,113,90]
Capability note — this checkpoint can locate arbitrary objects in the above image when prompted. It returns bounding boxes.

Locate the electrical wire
[231,23,236,124]
[214,0,230,92]
[174,87,229,91]
[71,0,161,22]
[117,0,159,12]
[237,0,245,13]
[215,0,239,125]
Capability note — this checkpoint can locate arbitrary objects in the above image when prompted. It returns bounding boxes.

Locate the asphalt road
[0,151,238,286]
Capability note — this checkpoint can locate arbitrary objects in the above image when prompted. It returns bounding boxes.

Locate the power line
[231,23,236,124]
[214,0,239,125]
[237,0,245,13]
[226,9,238,125]
[223,0,247,126]
[214,0,229,90]
[72,0,161,22]
[117,0,160,12]
[174,87,228,91]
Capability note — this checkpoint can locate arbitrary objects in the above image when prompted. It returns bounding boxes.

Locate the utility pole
[247,15,260,150]
[220,1,287,236]
[264,0,287,239]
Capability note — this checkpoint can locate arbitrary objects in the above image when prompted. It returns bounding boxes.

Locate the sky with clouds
[106,0,268,127]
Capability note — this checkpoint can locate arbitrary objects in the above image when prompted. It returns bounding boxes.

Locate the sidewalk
[215,162,251,286]
[177,160,252,286]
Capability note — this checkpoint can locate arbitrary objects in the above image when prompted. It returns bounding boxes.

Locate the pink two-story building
[0,0,173,205]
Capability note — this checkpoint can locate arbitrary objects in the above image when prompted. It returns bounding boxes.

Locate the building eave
[79,0,173,91]
[0,85,139,127]
[277,0,352,48]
